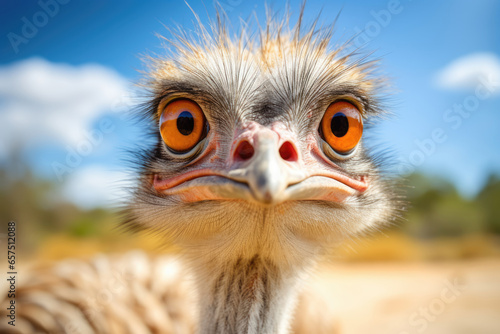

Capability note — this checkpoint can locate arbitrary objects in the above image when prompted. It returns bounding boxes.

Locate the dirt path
[302,259,500,334]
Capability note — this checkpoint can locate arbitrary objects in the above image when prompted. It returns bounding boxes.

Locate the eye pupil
[330,112,349,137]
[177,111,194,136]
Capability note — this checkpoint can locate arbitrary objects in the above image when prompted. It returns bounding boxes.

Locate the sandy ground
[301,259,500,334]
[2,252,498,333]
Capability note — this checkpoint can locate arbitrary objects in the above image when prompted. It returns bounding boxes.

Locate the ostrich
[1,7,398,334]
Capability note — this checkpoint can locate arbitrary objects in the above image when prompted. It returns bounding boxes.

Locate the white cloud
[435,52,500,93]
[61,165,135,209]
[0,58,132,157]
[0,58,141,208]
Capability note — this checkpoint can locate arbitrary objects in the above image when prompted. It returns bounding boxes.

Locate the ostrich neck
[194,255,304,334]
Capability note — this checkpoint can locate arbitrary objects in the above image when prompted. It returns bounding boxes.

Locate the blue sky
[1,0,499,207]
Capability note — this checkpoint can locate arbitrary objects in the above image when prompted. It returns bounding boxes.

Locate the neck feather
[194,255,306,334]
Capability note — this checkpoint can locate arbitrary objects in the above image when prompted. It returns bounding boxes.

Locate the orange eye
[159,99,207,153]
[320,101,363,154]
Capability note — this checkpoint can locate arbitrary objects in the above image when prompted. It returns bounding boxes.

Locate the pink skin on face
[153,121,368,204]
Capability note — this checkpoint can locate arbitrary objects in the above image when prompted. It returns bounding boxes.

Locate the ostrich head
[125,9,397,334]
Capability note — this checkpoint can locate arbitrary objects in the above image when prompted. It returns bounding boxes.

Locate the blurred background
[0,1,499,333]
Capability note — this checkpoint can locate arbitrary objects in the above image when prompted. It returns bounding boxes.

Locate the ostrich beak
[227,129,306,205]
[153,123,368,204]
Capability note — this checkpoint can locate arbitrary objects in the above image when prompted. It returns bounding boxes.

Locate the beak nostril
[279,141,298,162]
[234,140,255,161]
